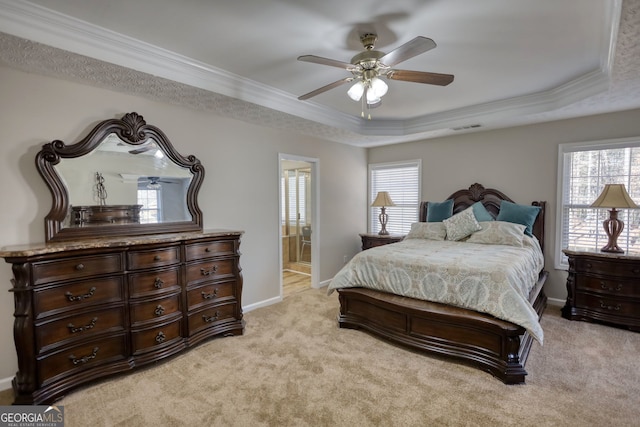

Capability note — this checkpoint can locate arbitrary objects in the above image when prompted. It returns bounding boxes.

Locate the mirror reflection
[54,133,193,228]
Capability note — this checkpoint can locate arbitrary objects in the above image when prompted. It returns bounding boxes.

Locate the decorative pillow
[405,222,447,241]
[443,206,482,241]
[496,201,541,237]
[471,201,494,222]
[426,199,454,222]
[467,221,527,247]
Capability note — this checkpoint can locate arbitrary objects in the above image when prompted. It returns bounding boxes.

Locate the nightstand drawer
[575,292,640,318]
[576,276,640,298]
[575,258,640,279]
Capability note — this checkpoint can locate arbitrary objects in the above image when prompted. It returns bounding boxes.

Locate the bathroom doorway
[279,154,318,298]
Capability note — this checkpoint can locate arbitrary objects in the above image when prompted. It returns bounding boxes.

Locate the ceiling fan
[138,176,176,189]
[297,33,454,118]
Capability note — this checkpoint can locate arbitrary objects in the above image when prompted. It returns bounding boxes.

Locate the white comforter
[328,237,545,343]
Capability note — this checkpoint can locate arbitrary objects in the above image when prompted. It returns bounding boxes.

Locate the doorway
[279,154,318,298]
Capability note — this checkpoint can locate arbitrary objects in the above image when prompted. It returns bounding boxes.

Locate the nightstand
[359,233,404,250]
[562,248,640,332]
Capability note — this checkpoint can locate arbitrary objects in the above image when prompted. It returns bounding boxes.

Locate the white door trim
[278,153,320,297]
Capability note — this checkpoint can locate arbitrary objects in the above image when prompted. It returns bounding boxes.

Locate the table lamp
[590,184,638,253]
[371,191,395,235]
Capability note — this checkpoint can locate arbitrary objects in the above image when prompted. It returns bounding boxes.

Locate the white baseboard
[0,376,12,393]
[547,297,564,307]
[243,295,281,313]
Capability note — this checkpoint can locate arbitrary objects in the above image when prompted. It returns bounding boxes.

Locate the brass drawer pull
[69,347,99,365]
[600,282,623,292]
[75,263,85,271]
[201,289,218,300]
[65,287,96,302]
[155,331,166,343]
[67,317,98,333]
[154,305,165,316]
[154,255,161,261]
[200,265,218,276]
[205,247,211,253]
[202,311,220,323]
[153,277,164,289]
[599,301,621,311]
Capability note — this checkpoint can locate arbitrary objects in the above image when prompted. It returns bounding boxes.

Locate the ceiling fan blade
[379,36,437,67]
[298,77,354,100]
[129,146,153,154]
[297,55,356,71]
[387,70,454,86]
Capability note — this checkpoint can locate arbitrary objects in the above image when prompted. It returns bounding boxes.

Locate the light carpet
[43,287,640,426]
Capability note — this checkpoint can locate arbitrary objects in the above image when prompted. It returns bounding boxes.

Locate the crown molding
[0,0,621,143]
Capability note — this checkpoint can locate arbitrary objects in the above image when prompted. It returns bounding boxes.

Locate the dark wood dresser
[562,248,640,332]
[71,204,142,225]
[359,233,404,250]
[0,230,244,404]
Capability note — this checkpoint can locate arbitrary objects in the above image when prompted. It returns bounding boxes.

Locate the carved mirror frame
[36,112,204,242]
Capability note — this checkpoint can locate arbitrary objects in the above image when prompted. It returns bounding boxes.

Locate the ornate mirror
[36,112,204,242]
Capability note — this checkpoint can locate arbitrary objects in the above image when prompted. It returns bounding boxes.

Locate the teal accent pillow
[426,199,454,222]
[496,200,541,237]
[471,201,494,222]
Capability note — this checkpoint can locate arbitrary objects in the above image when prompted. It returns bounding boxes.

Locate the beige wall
[2,61,640,389]
[0,65,367,383]
[369,108,640,302]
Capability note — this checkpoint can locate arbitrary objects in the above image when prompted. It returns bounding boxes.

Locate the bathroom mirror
[36,112,204,242]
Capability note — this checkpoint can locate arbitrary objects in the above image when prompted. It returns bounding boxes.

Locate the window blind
[369,160,421,234]
[556,140,640,268]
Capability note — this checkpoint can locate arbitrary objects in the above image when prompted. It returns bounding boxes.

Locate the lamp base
[378,207,389,235]
[600,208,625,254]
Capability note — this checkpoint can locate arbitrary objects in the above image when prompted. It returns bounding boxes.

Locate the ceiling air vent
[451,124,482,131]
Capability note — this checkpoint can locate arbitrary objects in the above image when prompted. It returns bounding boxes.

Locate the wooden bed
[337,183,548,384]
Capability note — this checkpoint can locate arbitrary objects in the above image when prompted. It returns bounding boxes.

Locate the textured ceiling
[0,0,639,147]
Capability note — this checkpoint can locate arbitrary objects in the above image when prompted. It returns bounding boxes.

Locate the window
[281,169,309,226]
[369,160,421,234]
[556,137,640,268]
[137,188,161,224]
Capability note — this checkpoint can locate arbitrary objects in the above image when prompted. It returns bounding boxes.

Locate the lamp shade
[590,184,638,209]
[371,191,395,207]
[347,81,365,101]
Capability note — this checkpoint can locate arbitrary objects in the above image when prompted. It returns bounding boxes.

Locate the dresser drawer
[186,258,235,285]
[575,292,640,318]
[576,275,640,298]
[575,258,640,279]
[35,306,126,354]
[32,253,123,285]
[185,240,236,261]
[129,267,180,298]
[38,334,127,385]
[34,277,125,318]
[187,302,237,336]
[186,281,236,311]
[130,293,181,326]
[127,246,180,270]
[131,317,182,354]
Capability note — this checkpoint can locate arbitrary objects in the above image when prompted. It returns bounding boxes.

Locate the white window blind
[369,160,421,234]
[556,139,640,268]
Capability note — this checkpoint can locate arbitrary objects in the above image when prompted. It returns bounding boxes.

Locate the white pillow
[405,222,447,241]
[443,207,482,241]
[466,221,526,247]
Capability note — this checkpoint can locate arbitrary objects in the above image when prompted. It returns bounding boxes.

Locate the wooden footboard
[337,271,548,384]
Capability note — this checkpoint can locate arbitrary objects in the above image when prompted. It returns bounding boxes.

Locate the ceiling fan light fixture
[347,81,365,101]
[366,88,381,105]
[370,77,388,98]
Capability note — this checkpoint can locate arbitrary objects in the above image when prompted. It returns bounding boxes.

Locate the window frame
[555,136,640,269]
[368,159,422,235]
